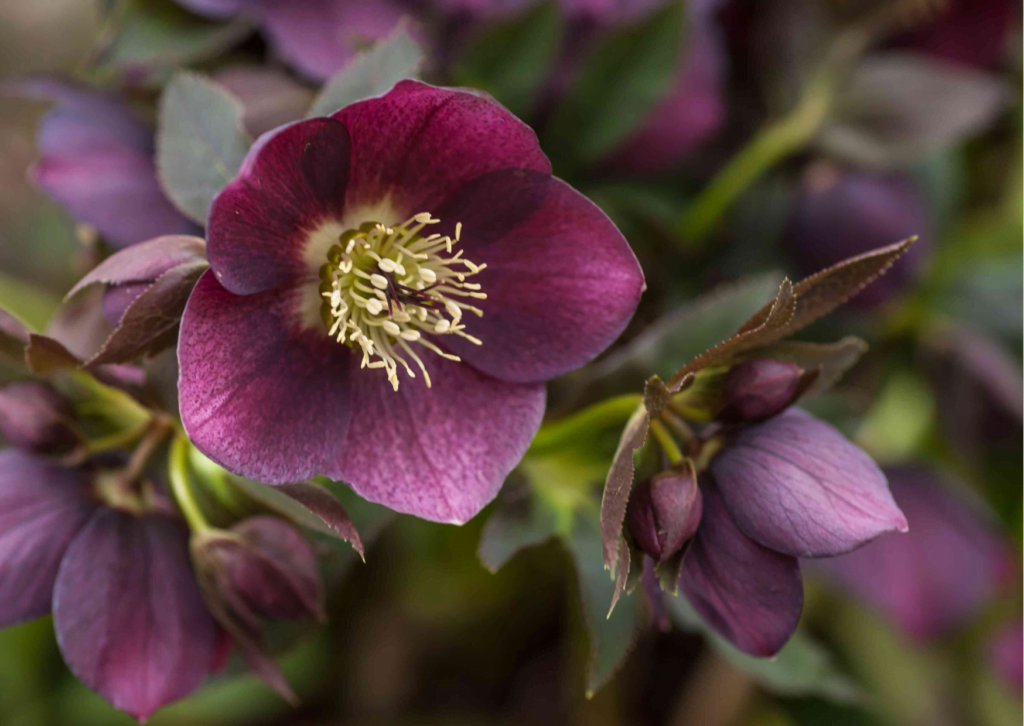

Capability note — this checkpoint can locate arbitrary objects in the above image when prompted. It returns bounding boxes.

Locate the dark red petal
[431,170,643,383]
[53,511,216,721]
[711,408,908,557]
[328,359,545,524]
[679,485,803,657]
[331,81,551,219]
[178,271,353,484]
[0,451,97,627]
[206,117,351,295]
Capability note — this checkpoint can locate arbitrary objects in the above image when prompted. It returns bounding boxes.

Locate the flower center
[319,213,485,392]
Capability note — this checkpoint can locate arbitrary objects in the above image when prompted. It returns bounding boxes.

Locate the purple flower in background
[677,407,907,655]
[177,80,643,524]
[606,16,725,174]
[813,464,1013,640]
[5,79,196,248]
[892,0,1016,70]
[0,381,80,455]
[213,65,315,138]
[988,622,1023,695]
[0,449,216,721]
[176,0,410,80]
[782,161,930,308]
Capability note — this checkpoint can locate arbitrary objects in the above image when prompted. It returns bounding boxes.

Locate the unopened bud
[720,359,802,423]
[195,516,324,627]
[0,381,79,455]
[627,468,703,561]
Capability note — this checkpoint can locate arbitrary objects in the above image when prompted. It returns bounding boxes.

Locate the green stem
[528,394,644,455]
[85,418,151,454]
[67,370,151,430]
[678,86,832,244]
[649,419,684,465]
[168,436,210,532]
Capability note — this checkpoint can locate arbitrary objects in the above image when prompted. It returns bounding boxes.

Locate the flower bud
[719,358,802,423]
[627,468,703,561]
[0,381,79,455]
[194,516,324,627]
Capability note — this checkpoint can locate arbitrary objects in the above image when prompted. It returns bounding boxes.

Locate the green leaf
[157,72,253,224]
[451,1,563,119]
[90,0,255,87]
[306,27,424,118]
[478,475,560,573]
[669,595,861,702]
[564,512,643,696]
[545,0,687,165]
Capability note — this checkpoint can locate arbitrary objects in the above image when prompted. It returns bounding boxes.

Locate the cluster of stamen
[319,213,486,391]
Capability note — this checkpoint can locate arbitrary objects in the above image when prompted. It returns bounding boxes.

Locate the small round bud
[627,469,703,561]
[720,359,802,423]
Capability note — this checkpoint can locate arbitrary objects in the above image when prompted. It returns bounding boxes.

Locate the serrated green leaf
[451,1,563,118]
[157,72,252,224]
[306,27,424,118]
[545,1,687,165]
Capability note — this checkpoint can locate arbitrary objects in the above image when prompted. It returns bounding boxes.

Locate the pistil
[320,213,486,391]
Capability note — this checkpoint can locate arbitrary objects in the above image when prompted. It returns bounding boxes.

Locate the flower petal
[812,465,1013,640]
[331,81,551,218]
[0,451,97,627]
[431,169,644,383]
[679,484,803,656]
[207,117,351,294]
[53,510,216,721]
[179,271,353,483]
[328,359,545,524]
[711,408,908,557]
[261,0,407,81]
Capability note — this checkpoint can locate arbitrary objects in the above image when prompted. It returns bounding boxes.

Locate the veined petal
[207,116,351,295]
[53,510,216,721]
[0,451,97,627]
[679,484,803,657]
[330,81,551,218]
[261,0,407,81]
[711,408,908,557]
[432,170,644,383]
[329,359,545,525]
[178,271,353,484]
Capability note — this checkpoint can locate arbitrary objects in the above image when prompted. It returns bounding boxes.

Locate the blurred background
[0,0,1020,724]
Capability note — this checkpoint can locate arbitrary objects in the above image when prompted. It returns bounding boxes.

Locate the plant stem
[168,436,210,532]
[528,393,644,455]
[649,419,684,465]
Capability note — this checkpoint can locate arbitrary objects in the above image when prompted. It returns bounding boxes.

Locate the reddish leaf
[25,334,81,374]
[278,482,364,559]
[66,235,207,300]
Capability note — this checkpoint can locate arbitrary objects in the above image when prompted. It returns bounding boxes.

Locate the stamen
[319,212,485,391]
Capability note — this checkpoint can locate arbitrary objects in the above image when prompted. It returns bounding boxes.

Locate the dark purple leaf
[278,482,363,558]
[66,235,207,300]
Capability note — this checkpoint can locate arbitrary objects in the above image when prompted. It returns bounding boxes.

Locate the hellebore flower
[782,161,930,307]
[5,79,196,248]
[178,80,643,524]
[627,467,702,562]
[175,0,411,81]
[0,381,80,455]
[0,450,217,720]
[813,465,1013,640]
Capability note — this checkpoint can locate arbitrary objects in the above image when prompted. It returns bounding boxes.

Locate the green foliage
[157,72,253,224]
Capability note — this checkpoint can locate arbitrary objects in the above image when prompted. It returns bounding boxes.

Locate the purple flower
[675,408,907,655]
[6,79,196,248]
[891,0,1015,70]
[0,381,80,455]
[718,358,802,423]
[813,465,1013,641]
[178,80,643,524]
[605,16,726,174]
[0,450,216,720]
[782,161,930,307]
[627,467,702,561]
[176,0,410,81]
